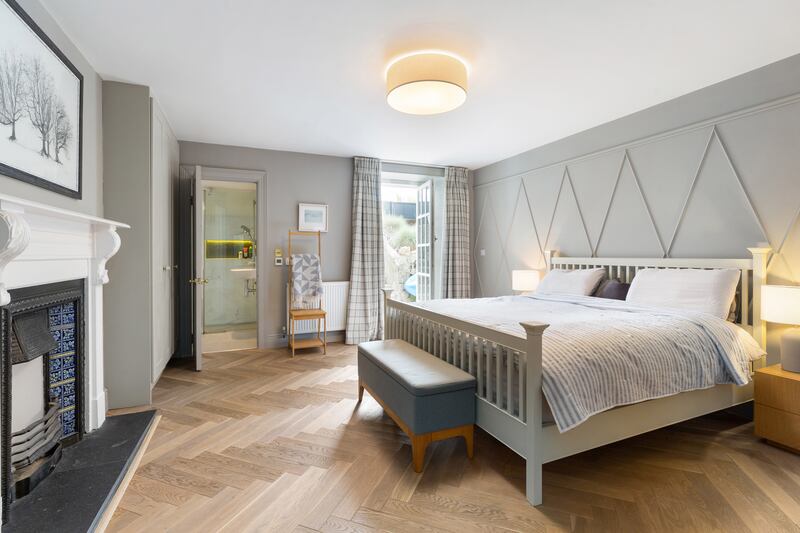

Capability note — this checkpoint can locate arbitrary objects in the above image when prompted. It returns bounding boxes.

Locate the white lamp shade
[512,270,540,292]
[386,52,468,115]
[762,285,800,325]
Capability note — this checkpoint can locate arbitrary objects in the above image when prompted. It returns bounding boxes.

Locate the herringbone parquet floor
[107,344,800,532]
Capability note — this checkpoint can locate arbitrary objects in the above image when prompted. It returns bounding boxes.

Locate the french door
[416,180,433,301]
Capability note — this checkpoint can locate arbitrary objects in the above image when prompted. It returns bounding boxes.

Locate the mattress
[416,293,764,432]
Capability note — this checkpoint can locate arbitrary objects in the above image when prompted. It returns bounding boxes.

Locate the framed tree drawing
[0,0,82,199]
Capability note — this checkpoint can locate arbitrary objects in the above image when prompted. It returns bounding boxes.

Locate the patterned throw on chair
[291,253,324,309]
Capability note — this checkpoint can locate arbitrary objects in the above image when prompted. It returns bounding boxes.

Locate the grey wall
[473,54,800,362]
[0,0,103,216]
[102,81,153,408]
[179,141,353,344]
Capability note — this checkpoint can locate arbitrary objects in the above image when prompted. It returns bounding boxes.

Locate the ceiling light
[386,51,468,115]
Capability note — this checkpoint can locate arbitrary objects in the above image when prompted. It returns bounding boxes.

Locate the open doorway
[201,180,258,352]
[176,166,267,371]
[381,168,444,302]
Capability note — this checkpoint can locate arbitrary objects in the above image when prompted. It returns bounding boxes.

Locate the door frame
[196,166,269,356]
[415,179,433,301]
[380,170,441,300]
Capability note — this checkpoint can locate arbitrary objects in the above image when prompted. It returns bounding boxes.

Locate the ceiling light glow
[385,51,468,115]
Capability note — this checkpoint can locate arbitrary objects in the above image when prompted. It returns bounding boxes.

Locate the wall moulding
[473,92,800,297]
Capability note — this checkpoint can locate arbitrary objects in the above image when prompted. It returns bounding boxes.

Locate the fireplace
[0,194,128,522]
[2,280,85,507]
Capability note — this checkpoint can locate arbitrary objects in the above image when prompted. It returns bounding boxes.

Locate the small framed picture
[298,203,328,232]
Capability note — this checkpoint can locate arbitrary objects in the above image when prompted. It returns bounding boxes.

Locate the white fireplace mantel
[0,193,129,434]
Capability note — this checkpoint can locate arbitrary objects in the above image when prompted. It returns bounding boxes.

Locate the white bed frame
[382,247,770,506]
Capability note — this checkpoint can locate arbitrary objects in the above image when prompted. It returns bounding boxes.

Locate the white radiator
[286,281,349,333]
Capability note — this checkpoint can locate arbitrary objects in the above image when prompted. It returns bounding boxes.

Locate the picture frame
[298,203,328,232]
[0,0,83,199]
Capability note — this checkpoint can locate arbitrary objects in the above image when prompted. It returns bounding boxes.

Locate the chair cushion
[358,339,475,396]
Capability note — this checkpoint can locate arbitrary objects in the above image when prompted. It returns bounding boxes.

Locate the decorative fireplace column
[0,194,128,519]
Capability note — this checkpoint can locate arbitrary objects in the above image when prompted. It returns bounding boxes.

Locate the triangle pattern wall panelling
[545,171,592,257]
[522,166,564,250]
[771,210,800,284]
[473,98,800,297]
[504,184,544,273]
[717,103,800,254]
[489,178,523,295]
[628,127,712,249]
[472,189,499,296]
[568,151,625,253]
[670,131,766,258]
[594,156,663,257]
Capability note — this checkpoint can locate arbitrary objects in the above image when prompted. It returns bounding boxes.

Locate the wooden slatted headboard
[544,247,771,354]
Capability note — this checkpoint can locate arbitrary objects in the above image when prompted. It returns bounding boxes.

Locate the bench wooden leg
[464,424,474,459]
[359,381,474,473]
[411,433,432,473]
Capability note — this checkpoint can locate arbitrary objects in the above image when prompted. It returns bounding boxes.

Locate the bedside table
[755,364,800,453]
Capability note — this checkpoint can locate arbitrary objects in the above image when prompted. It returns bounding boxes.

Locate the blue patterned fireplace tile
[47,300,80,440]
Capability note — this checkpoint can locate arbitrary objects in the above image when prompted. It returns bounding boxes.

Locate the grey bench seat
[357,339,476,472]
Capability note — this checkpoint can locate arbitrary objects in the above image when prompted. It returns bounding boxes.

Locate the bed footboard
[381,289,548,505]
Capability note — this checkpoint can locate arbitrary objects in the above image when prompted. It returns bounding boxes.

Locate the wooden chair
[287,231,327,357]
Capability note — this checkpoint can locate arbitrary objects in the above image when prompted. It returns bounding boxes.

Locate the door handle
[189,278,209,285]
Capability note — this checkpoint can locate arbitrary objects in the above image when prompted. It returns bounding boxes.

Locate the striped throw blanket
[418,294,764,432]
[291,253,323,309]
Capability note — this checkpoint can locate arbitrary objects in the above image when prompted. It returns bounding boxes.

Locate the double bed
[382,248,770,506]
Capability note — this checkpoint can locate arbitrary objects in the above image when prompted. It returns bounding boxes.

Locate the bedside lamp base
[781,328,800,373]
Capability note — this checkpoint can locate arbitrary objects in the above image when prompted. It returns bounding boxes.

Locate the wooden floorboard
[106,343,800,532]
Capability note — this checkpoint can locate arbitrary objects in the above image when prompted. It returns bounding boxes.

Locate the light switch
[480,249,486,256]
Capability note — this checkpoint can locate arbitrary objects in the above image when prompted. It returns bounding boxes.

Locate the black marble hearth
[4,410,157,533]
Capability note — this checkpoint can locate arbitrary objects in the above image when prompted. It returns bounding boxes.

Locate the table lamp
[512,270,540,293]
[762,285,800,372]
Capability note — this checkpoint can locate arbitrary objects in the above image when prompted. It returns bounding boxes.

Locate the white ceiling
[42,0,800,169]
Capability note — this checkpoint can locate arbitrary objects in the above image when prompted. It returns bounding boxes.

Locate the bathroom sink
[230,264,257,279]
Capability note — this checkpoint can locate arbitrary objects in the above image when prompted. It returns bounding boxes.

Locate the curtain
[345,157,384,344]
[442,166,471,298]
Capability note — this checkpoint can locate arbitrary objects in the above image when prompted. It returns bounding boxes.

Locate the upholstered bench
[357,339,476,472]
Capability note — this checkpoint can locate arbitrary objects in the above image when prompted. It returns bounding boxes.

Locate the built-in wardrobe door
[150,100,179,384]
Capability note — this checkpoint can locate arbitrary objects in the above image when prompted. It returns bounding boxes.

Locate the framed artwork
[298,203,328,232]
[0,0,83,198]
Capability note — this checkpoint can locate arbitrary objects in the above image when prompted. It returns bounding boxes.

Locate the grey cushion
[358,339,475,396]
[593,278,630,300]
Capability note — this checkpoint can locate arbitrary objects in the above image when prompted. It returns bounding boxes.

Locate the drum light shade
[762,285,800,325]
[386,52,468,115]
[512,270,540,292]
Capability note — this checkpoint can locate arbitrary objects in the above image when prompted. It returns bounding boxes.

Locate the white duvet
[416,294,764,432]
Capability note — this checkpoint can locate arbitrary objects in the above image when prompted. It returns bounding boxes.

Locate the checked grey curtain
[442,166,471,298]
[345,157,384,344]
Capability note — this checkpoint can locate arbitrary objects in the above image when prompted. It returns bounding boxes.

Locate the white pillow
[625,268,740,319]
[536,268,606,296]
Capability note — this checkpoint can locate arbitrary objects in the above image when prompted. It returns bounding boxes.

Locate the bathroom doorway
[201,179,258,352]
[177,166,267,370]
